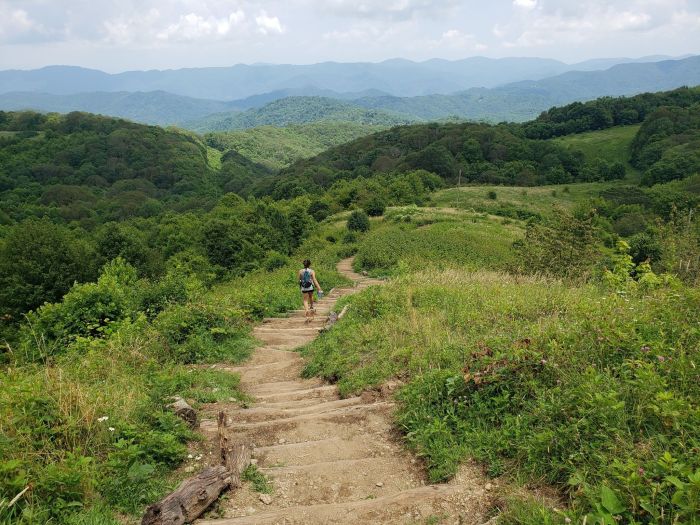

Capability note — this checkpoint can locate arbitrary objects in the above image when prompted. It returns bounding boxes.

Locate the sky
[1,0,699,72]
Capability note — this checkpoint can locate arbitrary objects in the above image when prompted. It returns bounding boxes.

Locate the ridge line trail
[196,258,492,524]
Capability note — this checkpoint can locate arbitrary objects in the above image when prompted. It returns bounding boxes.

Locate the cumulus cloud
[0,6,54,43]
[513,0,538,10]
[499,0,689,48]
[255,11,284,35]
[156,10,246,41]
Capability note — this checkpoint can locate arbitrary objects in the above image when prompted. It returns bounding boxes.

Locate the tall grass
[302,267,700,523]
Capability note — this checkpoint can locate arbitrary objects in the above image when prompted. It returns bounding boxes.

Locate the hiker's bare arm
[312,271,322,292]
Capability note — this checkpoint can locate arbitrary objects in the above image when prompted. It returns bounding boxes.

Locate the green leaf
[600,485,625,514]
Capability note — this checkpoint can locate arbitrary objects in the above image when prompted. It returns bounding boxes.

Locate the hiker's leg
[302,292,310,316]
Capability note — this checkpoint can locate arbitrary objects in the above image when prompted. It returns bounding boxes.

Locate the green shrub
[19,259,139,361]
[363,196,386,217]
[347,210,370,232]
[264,251,289,272]
[487,190,497,200]
[152,302,253,364]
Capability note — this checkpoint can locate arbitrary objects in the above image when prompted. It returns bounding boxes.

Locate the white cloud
[255,11,284,35]
[513,0,537,10]
[499,0,685,49]
[156,10,246,41]
[0,6,50,43]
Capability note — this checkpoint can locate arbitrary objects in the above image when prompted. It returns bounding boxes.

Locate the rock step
[224,397,365,423]
[254,456,424,507]
[252,436,389,467]
[245,380,326,396]
[197,484,471,525]
[252,384,338,404]
[200,408,393,448]
[224,402,391,432]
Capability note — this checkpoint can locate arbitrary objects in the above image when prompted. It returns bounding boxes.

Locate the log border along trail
[194,258,494,524]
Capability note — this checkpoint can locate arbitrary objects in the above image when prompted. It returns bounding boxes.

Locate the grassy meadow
[430,182,617,220]
[553,125,642,180]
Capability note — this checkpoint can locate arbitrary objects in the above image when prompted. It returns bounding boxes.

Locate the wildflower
[540,359,547,365]
[188,454,194,459]
[638,467,645,476]
[641,345,651,353]
[108,427,115,432]
[97,416,109,422]
[565,518,572,524]
[657,355,665,362]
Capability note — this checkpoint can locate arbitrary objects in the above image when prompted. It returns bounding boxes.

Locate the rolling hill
[185,96,419,132]
[205,121,387,170]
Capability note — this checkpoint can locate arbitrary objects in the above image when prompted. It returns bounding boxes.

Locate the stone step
[252,435,389,467]
[197,484,473,525]
[224,397,365,423]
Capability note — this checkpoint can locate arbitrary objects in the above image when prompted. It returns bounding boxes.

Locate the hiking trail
[195,258,493,524]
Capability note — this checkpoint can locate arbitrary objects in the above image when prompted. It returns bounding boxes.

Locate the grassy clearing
[354,207,520,276]
[553,125,642,180]
[430,182,618,221]
[206,146,223,170]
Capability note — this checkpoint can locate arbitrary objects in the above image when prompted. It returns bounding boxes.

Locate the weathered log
[168,397,197,428]
[218,411,251,486]
[141,413,252,525]
[141,466,231,525]
[323,305,349,331]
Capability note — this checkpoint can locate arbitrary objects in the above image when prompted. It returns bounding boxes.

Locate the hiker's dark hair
[303,259,311,268]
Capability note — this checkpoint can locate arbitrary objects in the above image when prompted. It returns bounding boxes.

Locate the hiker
[299,259,323,323]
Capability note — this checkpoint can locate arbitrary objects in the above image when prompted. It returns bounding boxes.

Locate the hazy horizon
[2,53,696,74]
[1,0,699,73]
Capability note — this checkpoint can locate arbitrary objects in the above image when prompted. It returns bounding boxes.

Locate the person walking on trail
[299,259,323,323]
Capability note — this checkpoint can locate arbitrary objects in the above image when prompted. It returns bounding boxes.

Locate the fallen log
[141,466,231,525]
[218,411,252,486]
[141,412,251,525]
[324,304,349,331]
[168,397,197,428]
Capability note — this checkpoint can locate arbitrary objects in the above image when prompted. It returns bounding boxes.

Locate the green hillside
[185,96,419,132]
[553,125,641,179]
[1,90,699,524]
[206,121,386,170]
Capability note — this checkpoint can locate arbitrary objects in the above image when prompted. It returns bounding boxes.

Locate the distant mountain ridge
[354,56,700,122]
[0,90,239,126]
[2,56,698,129]
[0,55,687,100]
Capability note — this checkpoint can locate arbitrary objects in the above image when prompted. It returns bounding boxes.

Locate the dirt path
[195,258,493,525]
